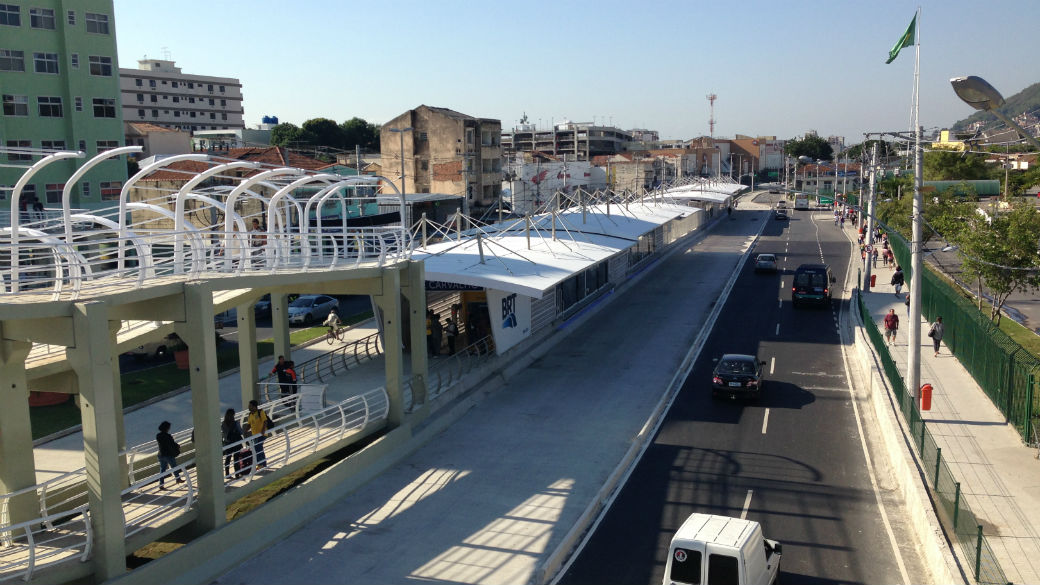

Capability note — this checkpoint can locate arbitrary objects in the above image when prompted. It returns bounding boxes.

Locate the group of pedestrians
[155,399,275,488]
[270,355,298,396]
[426,310,460,357]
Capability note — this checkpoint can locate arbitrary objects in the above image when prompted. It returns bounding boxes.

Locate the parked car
[711,354,766,400]
[287,294,339,326]
[791,263,835,308]
[125,333,181,360]
[253,294,272,319]
[754,253,778,273]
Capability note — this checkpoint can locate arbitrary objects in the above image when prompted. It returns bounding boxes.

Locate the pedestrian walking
[872,247,879,268]
[431,313,443,357]
[840,215,845,228]
[891,266,905,296]
[245,400,270,470]
[445,318,458,355]
[928,316,945,357]
[221,409,244,477]
[271,355,289,395]
[285,360,298,395]
[905,293,911,317]
[426,310,436,357]
[156,421,184,489]
[883,308,899,346]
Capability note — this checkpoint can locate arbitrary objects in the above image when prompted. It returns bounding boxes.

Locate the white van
[663,514,781,585]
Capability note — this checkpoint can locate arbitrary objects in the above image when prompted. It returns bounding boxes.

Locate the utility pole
[908,125,923,403]
[863,142,878,290]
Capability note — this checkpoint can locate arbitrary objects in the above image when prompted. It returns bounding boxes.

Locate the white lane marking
[761,409,770,435]
[770,356,775,375]
[779,280,784,289]
[741,490,754,519]
[778,298,782,308]
[838,314,911,583]
[775,323,780,336]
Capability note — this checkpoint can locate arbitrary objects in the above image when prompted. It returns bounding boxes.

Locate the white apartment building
[119,59,243,132]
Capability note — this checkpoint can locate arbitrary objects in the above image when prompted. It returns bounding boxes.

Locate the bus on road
[794,193,809,210]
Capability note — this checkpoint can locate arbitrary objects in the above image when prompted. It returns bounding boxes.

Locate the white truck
[663,513,781,585]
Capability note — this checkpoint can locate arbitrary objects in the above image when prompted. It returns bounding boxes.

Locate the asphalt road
[558,205,925,584]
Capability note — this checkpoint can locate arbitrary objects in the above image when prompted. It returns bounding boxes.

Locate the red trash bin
[920,384,933,410]
[870,274,877,288]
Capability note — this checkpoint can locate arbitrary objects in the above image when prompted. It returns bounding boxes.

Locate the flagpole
[908,6,923,404]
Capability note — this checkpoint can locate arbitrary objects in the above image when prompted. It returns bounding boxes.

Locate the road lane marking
[761,410,770,434]
[779,280,784,289]
[775,323,780,336]
[741,490,754,519]
[778,298,782,308]
[770,357,775,374]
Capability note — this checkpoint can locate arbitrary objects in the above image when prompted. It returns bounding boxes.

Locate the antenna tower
[706,93,717,139]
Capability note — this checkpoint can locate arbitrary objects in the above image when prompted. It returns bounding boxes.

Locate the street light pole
[951,76,1040,150]
[908,124,924,404]
[387,127,413,194]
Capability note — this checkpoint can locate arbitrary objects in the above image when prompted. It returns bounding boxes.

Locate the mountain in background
[949,81,1040,133]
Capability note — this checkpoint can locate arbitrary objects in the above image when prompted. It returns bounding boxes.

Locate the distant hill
[950,81,1040,132]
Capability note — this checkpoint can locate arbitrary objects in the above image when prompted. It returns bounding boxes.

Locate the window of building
[21,184,36,204]
[208,98,214,105]
[77,140,85,151]
[0,48,24,71]
[221,113,227,120]
[33,52,59,74]
[135,78,142,87]
[209,112,215,119]
[172,96,179,103]
[91,98,115,118]
[2,94,28,116]
[38,96,62,117]
[41,140,66,151]
[417,131,428,141]
[100,181,120,200]
[74,96,82,111]
[207,84,213,91]
[95,140,118,153]
[88,55,112,76]
[466,128,475,145]
[85,12,109,34]
[420,160,429,171]
[151,109,158,118]
[171,81,178,88]
[70,53,78,68]
[6,140,31,161]
[29,7,55,29]
[0,184,9,200]
[188,82,194,89]
[150,94,157,103]
[148,79,155,88]
[220,99,226,106]
[174,110,180,117]
[0,4,20,26]
[189,111,195,118]
[137,108,144,117]
[136,93,143,103]
[66,10,74,25]
[45,183,64,203]
[161,80,167,85]
[219,85,225,93]
[81,181,90,198]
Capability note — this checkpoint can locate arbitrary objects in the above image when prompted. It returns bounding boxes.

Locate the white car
[287,294,339,326]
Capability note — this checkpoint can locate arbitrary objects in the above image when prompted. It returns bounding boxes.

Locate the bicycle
[325,326,343,345]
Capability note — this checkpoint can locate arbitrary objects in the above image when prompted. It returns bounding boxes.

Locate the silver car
[287,294,339,326]
[754,253,778,273]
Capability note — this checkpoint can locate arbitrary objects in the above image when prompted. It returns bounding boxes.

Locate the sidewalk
[859,261,1040,585]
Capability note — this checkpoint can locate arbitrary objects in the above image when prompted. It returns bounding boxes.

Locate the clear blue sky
[112,0,1038,144]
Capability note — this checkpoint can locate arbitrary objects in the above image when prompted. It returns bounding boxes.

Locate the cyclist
[323,309,341,339]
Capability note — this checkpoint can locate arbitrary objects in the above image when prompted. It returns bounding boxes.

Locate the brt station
[0,147,744,584]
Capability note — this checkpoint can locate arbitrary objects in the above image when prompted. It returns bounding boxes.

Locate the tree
[845,140,898,160]
[784,135,833,161]
[340,117,380,151]
[271,123,305,147]
[922,150,990,181]
[951,204,1040,324]
[301,118,344,149]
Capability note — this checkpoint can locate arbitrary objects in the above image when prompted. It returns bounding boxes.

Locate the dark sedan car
[712,354,766,400]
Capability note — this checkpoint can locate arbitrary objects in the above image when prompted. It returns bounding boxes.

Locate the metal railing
[858,291,1009,585]
[0,386,388,582]
[403,336,496,411]
[882,222,1039,443]
[259,332,383,401]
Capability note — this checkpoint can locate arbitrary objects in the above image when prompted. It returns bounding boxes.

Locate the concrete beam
[373,268,404,427]
[0,332,38,526]
[1,316,75,347]
[237,299,259,408]
[271,293,291,362]
[401,260,428,410]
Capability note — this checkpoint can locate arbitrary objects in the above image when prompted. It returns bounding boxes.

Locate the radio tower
[706,93,717,139]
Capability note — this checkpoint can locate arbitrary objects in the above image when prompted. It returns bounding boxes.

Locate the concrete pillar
[270,293,291,361]
[176,285,225,531]
[400,261,428,411]
[373,268,404,427]
[0,333,38,526]
[237,300,259,407]
[67,301,126,581]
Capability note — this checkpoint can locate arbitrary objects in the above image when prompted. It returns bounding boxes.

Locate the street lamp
[387,127,413,194]
[950,76,1040,150]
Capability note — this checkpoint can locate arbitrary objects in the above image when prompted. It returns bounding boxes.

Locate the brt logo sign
[501,293,517,329]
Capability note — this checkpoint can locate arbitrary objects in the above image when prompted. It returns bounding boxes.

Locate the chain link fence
[881,222,1039,443]
[858,292,1009,585]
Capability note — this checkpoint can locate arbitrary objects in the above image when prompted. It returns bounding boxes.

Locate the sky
[112,0,1039,144]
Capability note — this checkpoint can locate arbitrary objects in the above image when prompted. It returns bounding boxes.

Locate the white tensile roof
[414,200,702,298]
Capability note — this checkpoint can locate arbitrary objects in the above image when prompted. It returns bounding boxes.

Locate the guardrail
[259,332,383,402]
[0,387,388,583]
[403,336,496,411]
[857,291,1009,585]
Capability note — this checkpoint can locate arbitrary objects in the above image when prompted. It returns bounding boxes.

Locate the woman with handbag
[928,316,945,357]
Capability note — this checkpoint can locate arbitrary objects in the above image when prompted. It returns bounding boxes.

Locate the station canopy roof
[658,182,746,204]
[414,201,701,298]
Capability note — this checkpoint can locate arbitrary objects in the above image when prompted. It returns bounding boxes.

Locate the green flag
[886,14,917,64]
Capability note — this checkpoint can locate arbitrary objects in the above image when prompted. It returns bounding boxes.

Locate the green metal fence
[858,293,1010,585]
[880,222,1039,443]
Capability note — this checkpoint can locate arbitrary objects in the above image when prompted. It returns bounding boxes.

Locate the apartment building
[380,105,502,212]
[0,0,126,212]
[119,59,243,132]
[503,120,633,161]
